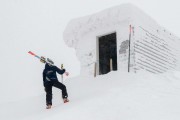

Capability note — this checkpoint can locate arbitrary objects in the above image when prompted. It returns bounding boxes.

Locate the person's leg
[53,81,68,99]
[45,83,53,106]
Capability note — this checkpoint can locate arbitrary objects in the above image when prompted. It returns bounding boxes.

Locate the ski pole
[61,64,64,83]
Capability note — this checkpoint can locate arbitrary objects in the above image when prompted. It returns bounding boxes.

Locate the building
[63,4,180,76]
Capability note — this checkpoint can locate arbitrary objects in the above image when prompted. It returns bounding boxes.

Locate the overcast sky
[0,0,180,101]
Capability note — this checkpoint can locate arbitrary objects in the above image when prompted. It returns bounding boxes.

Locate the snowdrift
[1,71,180,120]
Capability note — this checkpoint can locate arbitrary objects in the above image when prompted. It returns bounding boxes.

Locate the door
[98,32,117,75]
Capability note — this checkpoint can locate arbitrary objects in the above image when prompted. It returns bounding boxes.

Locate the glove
[65,72,69,76]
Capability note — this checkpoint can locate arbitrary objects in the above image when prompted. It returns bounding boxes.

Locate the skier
[42,57,69,109]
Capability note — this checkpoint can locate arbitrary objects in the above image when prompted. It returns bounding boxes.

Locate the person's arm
[43,70,48,87]
[55,66,65,75]
[43,70,46,82]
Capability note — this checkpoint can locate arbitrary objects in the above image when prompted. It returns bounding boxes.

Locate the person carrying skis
[42,57,69,109]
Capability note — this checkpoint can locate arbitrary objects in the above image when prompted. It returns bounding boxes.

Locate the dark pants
[44,81,68,105]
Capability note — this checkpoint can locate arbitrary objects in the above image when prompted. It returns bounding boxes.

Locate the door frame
[96,31,117,75]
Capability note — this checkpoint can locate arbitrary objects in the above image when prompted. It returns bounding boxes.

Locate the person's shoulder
[53,65,58,69]
[49,65,56,69]
[45,63,49,68]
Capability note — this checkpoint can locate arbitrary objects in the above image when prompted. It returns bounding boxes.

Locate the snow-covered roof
[63,3,157,48]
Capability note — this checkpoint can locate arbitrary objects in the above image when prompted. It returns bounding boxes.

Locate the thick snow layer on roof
[63,3,180,75]
[63,3,158,48]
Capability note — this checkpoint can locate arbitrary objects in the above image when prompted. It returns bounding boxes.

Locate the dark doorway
[98,32,117,75]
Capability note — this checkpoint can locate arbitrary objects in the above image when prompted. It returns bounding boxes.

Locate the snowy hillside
[1,2,180,120]
[1,71,180,120]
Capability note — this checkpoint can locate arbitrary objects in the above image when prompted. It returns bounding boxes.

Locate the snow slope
[1,71,180,120]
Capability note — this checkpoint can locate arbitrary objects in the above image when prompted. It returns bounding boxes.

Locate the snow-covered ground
[1,71,180,120]
[1,1,180,120]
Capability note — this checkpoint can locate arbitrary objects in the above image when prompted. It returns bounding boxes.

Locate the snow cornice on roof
[63,3,162,48]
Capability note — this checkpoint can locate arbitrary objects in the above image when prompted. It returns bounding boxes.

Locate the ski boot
[46,104,52,109]
[63,98,69,103]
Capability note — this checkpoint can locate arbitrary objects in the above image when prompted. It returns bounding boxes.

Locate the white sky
[0,0,180,101]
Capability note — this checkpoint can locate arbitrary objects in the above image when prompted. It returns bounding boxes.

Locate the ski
[28,51,46,63]
[28,51,69,77]
[28,51,41,59]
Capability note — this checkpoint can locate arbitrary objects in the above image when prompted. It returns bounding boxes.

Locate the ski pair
[28,51,47,63]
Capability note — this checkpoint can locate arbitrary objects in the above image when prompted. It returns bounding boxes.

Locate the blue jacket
[43,63,65,84]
